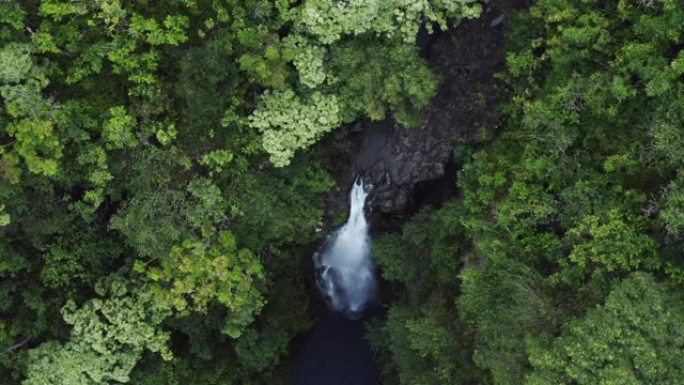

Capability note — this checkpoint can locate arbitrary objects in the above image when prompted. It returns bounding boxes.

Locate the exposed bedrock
[325,8,507,213]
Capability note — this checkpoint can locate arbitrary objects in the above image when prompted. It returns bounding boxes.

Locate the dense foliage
[371,1,684,384]
[0,0,480,384]
[2,0,684,384]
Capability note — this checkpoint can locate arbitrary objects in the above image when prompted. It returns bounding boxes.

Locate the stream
[295,8,507,383]
[297,179,381,385]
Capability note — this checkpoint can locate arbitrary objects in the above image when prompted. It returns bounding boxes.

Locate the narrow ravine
[295,9,508,384]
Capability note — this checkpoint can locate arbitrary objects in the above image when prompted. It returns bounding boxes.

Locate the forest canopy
[1,0,684,384]
[371,1,684,384]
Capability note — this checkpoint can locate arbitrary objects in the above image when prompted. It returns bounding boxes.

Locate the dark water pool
[295,312,381,385]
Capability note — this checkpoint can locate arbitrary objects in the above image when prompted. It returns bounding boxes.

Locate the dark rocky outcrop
[324,8,507,213]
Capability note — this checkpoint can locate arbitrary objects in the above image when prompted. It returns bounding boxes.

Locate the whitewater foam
[314,179,377,317]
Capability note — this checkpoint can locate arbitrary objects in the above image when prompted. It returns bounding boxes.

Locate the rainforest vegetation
[1,0,683,384]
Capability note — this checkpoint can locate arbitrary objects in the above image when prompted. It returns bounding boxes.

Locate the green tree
[246,0,482,166]
[371,201,482,385]
[526,272,684,385]
[23,276,173,385]
[139,231,265,339]
[248,90,341,167]
[460,258,553,385]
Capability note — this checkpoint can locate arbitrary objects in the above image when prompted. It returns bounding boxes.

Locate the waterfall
[314,178,378,318]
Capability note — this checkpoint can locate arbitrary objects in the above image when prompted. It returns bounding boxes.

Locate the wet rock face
[353,9,506,211]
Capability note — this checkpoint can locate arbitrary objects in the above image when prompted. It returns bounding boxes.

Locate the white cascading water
[314,178,377,317]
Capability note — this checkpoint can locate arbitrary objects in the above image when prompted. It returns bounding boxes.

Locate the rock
[491,15,505,27]
[350,121,364,133]
[352,10,506,211]
[319,10,506,217]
